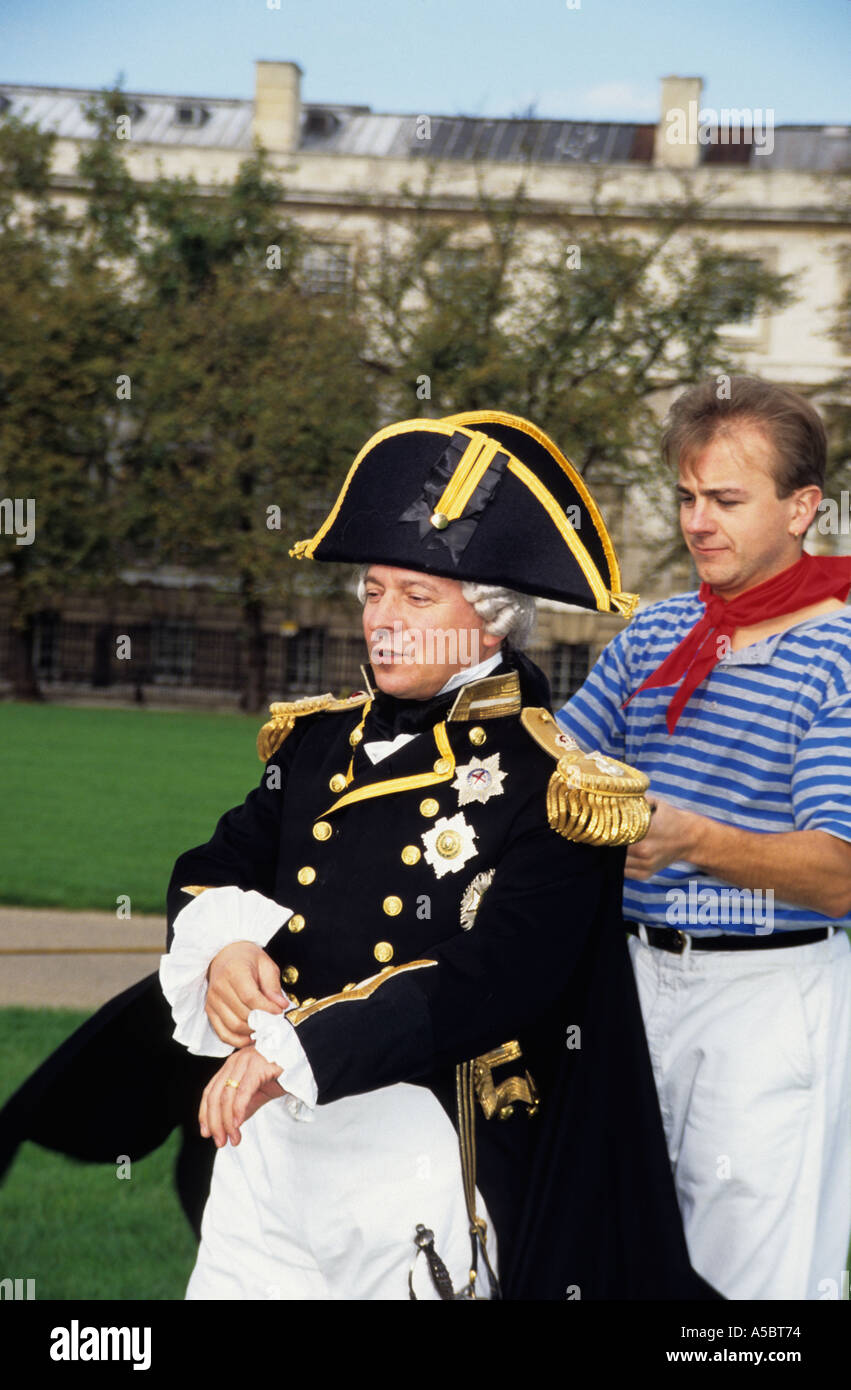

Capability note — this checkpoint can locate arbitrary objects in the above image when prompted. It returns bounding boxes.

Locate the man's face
[361,565,502,699]
[676,424,819,599]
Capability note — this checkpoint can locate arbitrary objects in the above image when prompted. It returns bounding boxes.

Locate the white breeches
[629,928,851,1301]
[186,1081,497,1301]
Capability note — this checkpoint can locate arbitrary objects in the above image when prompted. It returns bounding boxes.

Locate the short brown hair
[661,376,826,497]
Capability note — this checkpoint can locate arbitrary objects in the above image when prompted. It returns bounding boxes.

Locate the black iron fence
[0,613,589,708]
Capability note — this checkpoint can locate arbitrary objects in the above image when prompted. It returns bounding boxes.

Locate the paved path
[0,907,167,1010]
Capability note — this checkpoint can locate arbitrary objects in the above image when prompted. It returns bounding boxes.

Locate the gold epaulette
[521,708,651,847]
[257,691,370,762]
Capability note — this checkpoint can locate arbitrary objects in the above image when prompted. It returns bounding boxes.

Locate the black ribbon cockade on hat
[398,430,510,566]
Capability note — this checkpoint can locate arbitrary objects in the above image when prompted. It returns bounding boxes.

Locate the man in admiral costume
[0,411,719,1301]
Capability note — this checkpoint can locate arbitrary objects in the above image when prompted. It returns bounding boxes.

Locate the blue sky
[2,0,849,124]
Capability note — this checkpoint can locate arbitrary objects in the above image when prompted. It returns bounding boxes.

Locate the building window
[301,242,350,296]
[32,611,60,681]
[548,643,590,705]
[302,108,341,141]
[151,621,195,684]
[439,246,483,274]
[712,255,767,339]
[284,627,326,693]
[174,104,209,128]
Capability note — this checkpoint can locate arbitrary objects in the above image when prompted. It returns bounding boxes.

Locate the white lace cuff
[248,1009,319,1122]
[159,886,293,1057]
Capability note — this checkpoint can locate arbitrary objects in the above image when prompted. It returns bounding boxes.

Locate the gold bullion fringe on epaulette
[547,759,652,847]
[472,1040,539,1121]
[256,691,369,762]
[520,708,651,847]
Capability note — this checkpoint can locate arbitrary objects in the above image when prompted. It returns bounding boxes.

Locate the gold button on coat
[419,797,439,817]
[288,914,306,933]
[469,726,486,746]
[313,821,332,841]
[297,867,316,885]
[374,941,394,963]
[401,845,421,865]
[382,895,403,916]
[282,965,299,985]
[329,773,346,793]
[349,727,363,747]
[433,757,452,775]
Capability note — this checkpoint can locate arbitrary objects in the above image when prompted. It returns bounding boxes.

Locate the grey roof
[0,82,847,170]
[754,126,851,172]
[0,84,256,150]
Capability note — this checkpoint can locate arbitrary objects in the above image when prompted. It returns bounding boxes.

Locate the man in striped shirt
[558,376,851,1301]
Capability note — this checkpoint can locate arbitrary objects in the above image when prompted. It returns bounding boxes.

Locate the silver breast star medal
[451,753,506,807]
[421,813,478,879]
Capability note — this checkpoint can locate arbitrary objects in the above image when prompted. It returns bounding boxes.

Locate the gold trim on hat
[289,419,463,561]
[430,433,505,524]
[442,408,622,596]
[507,458,610,610]
[289,415,633,616]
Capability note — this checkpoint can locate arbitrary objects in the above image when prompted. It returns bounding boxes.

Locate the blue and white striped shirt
[557,594,851,935]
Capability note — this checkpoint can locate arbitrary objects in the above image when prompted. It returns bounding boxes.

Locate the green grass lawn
[0,1008,197,1299]
[0,702,262,913]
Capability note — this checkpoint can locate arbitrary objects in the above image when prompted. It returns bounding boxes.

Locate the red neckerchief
[624,553,851,733]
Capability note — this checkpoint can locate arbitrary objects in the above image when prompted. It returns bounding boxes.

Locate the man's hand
[199,1045,285,1147]
[206,941,289,1048]
[625,795,851,917]
[625,796,700,879]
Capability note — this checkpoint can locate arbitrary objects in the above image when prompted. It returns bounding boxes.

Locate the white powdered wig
[355,567,536,650]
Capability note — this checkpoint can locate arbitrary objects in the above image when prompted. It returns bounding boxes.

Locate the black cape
[0,655,720,1301]
[0,928,718,1300]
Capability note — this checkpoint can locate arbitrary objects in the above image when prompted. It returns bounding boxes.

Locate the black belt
[625,921,832,954]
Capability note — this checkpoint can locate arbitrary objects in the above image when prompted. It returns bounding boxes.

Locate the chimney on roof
[654,75,703,168]
[253,60,302,153]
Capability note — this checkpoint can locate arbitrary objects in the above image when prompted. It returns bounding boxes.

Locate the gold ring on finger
[224,1078,239,1089]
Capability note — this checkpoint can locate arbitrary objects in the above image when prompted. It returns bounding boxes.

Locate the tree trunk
[9,615,42,701]
[240,593,266,713]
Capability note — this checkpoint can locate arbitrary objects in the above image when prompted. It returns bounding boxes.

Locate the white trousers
[629,928,851,1301]
[186,1081,496,1301]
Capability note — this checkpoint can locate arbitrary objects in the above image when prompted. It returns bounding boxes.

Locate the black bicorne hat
[290,411,637,616]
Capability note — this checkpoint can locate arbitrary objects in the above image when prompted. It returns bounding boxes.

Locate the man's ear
[790,485,822,536]
[480,631,503,655]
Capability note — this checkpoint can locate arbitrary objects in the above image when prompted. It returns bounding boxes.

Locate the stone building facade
[1,65,848,705]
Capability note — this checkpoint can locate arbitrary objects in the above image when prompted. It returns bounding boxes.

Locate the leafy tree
[0,113,135,697]
[0,93,376,706]
[129,266,374,709]
[362,171,796,585]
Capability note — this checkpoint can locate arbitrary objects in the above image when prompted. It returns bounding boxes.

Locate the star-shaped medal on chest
[421,812,479,879]
[451,753,507,807]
